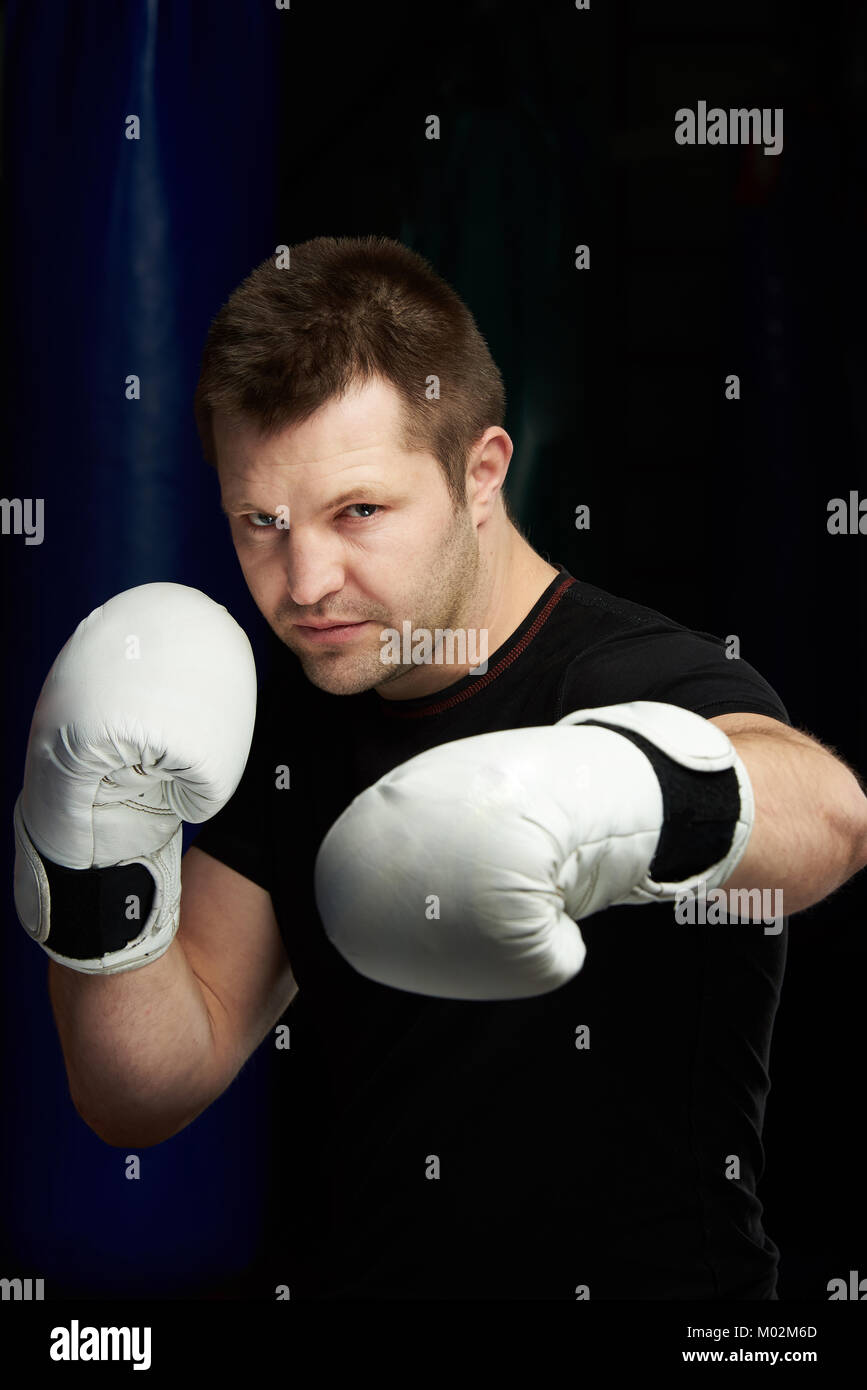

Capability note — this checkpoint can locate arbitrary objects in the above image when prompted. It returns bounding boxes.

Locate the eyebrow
[221,485,390,516]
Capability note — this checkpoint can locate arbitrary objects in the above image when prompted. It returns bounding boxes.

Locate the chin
[299,657,381,697]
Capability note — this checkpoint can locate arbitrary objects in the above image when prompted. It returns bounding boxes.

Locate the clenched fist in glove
[13,584,257,974]
[314,702,755,1000]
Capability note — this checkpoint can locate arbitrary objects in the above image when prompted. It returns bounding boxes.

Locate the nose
[283,525,346,610]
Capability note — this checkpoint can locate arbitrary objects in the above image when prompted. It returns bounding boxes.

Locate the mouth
[294,620,372,645]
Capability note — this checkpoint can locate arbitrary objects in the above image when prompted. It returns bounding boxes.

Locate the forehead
[213,376,408,474]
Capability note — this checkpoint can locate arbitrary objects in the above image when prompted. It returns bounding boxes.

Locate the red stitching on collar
[377,574,576,719]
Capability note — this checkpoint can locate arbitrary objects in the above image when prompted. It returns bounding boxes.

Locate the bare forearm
[48,939,228,1147]
[722,727,867,913]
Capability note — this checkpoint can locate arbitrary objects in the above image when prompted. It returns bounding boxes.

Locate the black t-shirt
[193,565,790,1300]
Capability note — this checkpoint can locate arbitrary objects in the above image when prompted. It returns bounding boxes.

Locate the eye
[343,503,381,520]
[246,512,277,529]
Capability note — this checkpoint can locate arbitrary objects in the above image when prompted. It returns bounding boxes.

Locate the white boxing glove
[313,702,755,1001]
[13,583,257,974]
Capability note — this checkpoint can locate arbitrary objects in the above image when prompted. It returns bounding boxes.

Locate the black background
[1,0,864,1312]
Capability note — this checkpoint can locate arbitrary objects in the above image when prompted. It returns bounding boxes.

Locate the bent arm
[51,847,296,1147]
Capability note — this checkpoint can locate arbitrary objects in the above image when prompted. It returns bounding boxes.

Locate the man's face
[215,376,482,697]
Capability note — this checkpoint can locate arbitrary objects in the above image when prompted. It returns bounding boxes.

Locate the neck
[481,524,560,657]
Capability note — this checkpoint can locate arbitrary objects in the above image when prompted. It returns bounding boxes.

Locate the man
[15,236,867,1300]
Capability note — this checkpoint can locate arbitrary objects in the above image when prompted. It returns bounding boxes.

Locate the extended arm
[710,713,867,914]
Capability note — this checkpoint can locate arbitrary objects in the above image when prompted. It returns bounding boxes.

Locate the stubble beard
[289,501,482,697]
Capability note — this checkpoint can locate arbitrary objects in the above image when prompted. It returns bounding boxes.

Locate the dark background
[1,0,864,1301]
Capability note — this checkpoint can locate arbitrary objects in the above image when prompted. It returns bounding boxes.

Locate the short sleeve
[561,625,791,727]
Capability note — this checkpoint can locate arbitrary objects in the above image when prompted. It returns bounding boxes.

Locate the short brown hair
[194,235,508,511]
